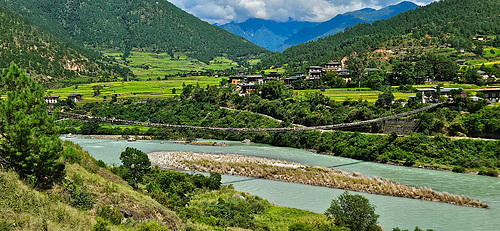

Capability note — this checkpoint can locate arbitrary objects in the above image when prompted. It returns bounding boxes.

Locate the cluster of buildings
[44,94,83,104]
[229,61,360,94]
[409,86,500,104]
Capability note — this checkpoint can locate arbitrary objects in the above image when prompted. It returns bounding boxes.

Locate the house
[477,70,489,80]
[283,76,303,86]
[364,68,380,74]
[415,87,461,103]
[338,69,351,82]
[229,76,243,85]
[456,60,466,65]
[476,86,500,103]
[264,72,282,82]
[473,36,485,41]
[244,75,264,85]
[294,72,304,77]
[240,83,257,94]
[68,94,83,102]
[44,95,60,104]
[324,62,342,71]
[306,66,323,79]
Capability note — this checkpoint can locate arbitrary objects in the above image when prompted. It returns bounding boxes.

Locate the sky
[168,0,435,25]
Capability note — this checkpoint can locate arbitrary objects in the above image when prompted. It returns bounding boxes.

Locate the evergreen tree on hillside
[0,63,65,189]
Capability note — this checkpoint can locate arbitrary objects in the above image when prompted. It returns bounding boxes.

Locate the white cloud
[167,0,435,24]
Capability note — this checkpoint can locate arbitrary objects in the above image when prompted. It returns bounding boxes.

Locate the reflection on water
[63,136,500,231]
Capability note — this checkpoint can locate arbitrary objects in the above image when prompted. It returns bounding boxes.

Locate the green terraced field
[105,51,239,80]
[46,77,225,103]
[295,88,414,102]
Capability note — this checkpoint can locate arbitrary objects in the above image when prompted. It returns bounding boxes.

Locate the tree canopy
[0,63,65,189]
[325,191,380,231]
[120,147,151,189]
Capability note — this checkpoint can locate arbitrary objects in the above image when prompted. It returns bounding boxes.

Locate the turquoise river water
[62,136,500,231]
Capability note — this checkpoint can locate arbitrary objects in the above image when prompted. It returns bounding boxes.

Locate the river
[62,136,500,231]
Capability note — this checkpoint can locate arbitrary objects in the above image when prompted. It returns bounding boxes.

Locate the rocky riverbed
[148,151,488,208]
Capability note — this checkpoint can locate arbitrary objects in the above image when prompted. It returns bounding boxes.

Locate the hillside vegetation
[0,7,132,87]
[0,0,269,64]
[257,0,500,68]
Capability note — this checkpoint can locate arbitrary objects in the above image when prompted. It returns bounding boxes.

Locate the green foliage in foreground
[120,147,151,189]
[325,191,380,231]
[0,63,65,189]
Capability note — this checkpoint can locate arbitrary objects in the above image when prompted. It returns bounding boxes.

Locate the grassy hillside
[1,140,343,230]
[257,0,500,69]
[0,141,182,230]
[0,0,269,64]
[0,7,132,87]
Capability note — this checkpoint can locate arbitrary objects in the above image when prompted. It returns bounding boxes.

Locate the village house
[68,94,83,102]
[244,75,264,85]
[229,76,243,85]
[44,95,60,104]
[338,69,351,82]
[364,68,380,74]
[415,87,461,103]
[476,86,500,103]
[324,62,342,71]
[306,66,323,80]
[240,83,257,94]
[264,72,282,82]
[283,75,303,86]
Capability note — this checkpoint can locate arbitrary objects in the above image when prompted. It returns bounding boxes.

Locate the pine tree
[0,63,65,189]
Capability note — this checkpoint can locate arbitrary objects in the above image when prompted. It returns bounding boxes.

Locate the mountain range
[218,1,419,51]
[257,0,500,69]
[0,0,268,64]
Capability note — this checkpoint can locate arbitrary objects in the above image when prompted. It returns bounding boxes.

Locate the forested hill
[283,1,419,48]
[0,0,269,64]
[257,0,500,68]
[0,7,132,87]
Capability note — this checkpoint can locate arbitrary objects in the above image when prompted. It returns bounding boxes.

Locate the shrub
[96,205,124,225]
[96,160,107,168]
[452,166,465,173]
[92,218,110,231]
[289,222,312,231]
[63,182,96,210]
[138,221,169,231]
[478,168,498,177]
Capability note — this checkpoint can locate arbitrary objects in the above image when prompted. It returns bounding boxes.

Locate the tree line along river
[62,136,500,231]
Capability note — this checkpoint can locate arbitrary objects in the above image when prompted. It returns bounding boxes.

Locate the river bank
[69,134,497,177]
[148,151,488,208]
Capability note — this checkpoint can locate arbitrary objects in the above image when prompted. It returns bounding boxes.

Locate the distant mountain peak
[218,1,419,51]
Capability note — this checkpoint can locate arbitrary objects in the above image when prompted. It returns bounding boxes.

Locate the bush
[452,166,465,173]
[289,222,312,231]
[96,205,124,225]
[96,160,107,168]
[63,182,96,210]
[138,221,169,231]
[478,168,498,177]
[92,218,110,231]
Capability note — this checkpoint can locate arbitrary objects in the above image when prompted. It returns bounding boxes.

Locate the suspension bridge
[54,103,443,133]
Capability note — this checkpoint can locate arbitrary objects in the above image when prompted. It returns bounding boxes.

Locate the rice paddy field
[105,51,238,81]
[295,88,414,102]
[46,77,224,102]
